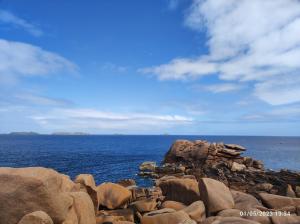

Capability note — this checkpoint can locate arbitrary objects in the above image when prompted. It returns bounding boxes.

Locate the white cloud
[142,0,300,105]
[0,39,77,84]
[31,108,193,132]
[0,10,43,37]
[140,58,217,80]
[14,93,72,107]
[203,83,243,93]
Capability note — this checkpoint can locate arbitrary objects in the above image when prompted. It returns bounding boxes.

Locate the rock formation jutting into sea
[0,139,300,224]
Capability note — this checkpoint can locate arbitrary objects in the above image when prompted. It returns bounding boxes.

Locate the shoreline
[0,138,299,224]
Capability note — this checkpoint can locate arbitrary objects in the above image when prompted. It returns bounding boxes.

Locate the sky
[0,0,300,136]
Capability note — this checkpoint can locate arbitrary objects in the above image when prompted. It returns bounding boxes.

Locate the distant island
[51,132,90,136]
[8,132,40,135]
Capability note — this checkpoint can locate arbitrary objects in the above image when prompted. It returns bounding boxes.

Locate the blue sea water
[0,135,299,186]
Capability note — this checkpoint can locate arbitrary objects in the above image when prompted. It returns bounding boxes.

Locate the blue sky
[0,0,300,135]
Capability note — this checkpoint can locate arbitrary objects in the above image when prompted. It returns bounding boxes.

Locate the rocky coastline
[0,139,300,224]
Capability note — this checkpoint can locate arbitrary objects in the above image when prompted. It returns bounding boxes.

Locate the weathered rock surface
[161,201,186,211]
[131,198,157,213]
[75,174,99,212]
[96,208,134,223]
[97,182,132,209]
[199,178,235,214]
[259,193,300,209]
[141,209,196,224]
[0,167,74,224]
[182,200,206,222]
[155,175,201,205]
[18,211,54,224]
[69,192,96,224]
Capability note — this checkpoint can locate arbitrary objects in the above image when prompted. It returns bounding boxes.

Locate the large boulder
[97,182,132,209]
[259,193,300,209]
[182,201,206,223]
[231,190,262,210]
[75,174,99,212]
[131,199,157,213]
[156,176,201,205]
[161,201,186,211]
[69,192,96,224]
[75,174,96,188]
[18,211,53,224]
[199,178,234,214]
[217,209,241,217]
[141,208,196,224]
[96,208,134,223]
[164,140,209,163]
[0,167,74,224]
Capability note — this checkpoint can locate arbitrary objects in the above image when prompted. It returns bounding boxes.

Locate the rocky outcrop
[2,138,300,224]
[140,139,300,198]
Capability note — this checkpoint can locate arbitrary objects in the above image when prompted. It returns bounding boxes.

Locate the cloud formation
[0,10,43,36]
[31,108,193,132]
[0,39,77,84]
[142,0,300,105]
[203,83,243,93]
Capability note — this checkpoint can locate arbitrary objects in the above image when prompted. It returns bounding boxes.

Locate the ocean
[0,135,299,186]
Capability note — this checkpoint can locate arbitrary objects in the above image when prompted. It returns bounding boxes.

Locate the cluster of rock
[3,167,300,224]
[1,139,300,224]
[139,140,300,198]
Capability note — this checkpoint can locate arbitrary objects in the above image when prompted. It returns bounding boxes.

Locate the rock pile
[139,140,300,198]
[1,139,300,224]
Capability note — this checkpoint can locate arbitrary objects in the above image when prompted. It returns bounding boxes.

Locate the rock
[96,208,134,223]
[256,183,273,192]
[75,174,96,188]
[97,182,132,209]
[131,199,157,213]
[18,211,54,224]
[224,144,246,151]
[117,179,136,188]
[211,217,260,224]
[219,148,242,157]
[217,209,241,217]
[253,160,264,169]
[259,193,300,209]
[0,167,74,224]
[231,162,246,172]
[131,187,147,201]
[69,192,96,224]
[141,209,196,224]
[145,186,163,200]
[139,162,157,172]
[287,184,296,198]
[271,216,300,224]
[161,201,186,211]
[75,174,99,212]
[156,176,201,205]
[182,201,206,223]
[199,178,234,214]
[164,140,209,163]
[297,206,300,215]
[231,190,262,210]
[296,186,300,197]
